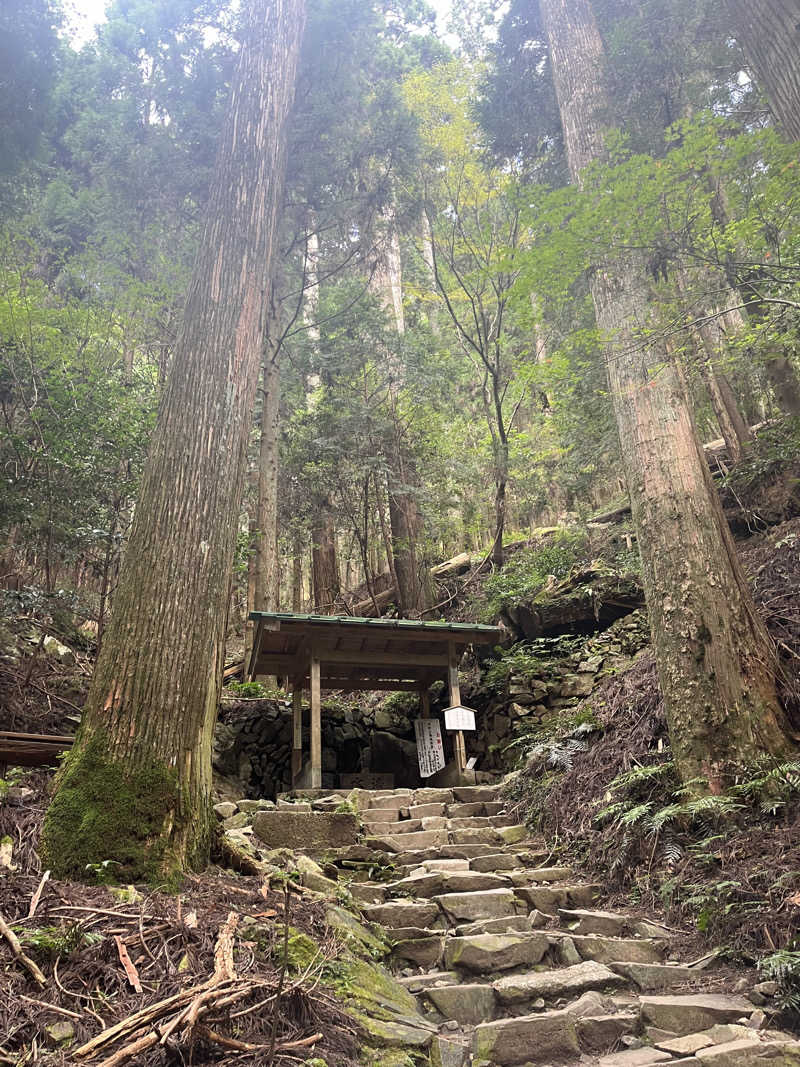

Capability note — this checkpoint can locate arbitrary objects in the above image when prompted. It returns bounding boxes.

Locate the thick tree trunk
[370,206,433,616]
[41,0,306,882]
[726,0,800,141]
[539,0,795,788]
[312,509,339,613]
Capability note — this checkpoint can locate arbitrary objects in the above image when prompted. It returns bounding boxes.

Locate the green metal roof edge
[248,611,502,635]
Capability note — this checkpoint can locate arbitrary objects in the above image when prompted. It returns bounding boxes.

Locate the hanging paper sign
[414,718,445,778]
[444,705,476,732]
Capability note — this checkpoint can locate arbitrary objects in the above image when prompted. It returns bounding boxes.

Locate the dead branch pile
[0,858,358,1067]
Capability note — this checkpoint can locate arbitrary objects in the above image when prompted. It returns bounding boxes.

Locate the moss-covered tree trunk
[539,0,796,789]
[41,0,307,882]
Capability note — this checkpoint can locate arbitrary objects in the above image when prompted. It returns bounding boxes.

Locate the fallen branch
[28,870,50,918]
[114,936,142,994]
[0,910,47,986]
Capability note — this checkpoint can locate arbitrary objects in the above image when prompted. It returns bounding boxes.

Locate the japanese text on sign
[414,717,445,778]
[444,705,476,732]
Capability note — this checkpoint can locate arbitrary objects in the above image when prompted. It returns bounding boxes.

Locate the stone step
[452,785,501,803]
[610,961,706,991]
[473,1008,580,1065]
[361,900,441,928]
[413,858,470,873]
[444,931,550,973]
[348,882,386,905]
[408,802,446,819]
[493,960,625,1005]
[446,801,486,818]
[397,970,459,992]
[449,827,504,845]
[455,914,532,937]
[638,993,755,1036]
[350,789,413,812]
[469,851,551,872]
[427,982,497,1025]
[559,907,672,939]
[550,931,667,965]
[509,866,573,885]
[386,870,511,898]
[393,843,505,865]
[515,883,601,913]
[434,887,520,923]
[390,932,444,969]
[447,815,493,829]
[365,829,448,852]
[360,806,402,822]
[362,818,423,835]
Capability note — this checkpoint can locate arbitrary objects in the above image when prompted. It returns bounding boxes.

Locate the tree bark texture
[41,0,306,881]
[370,206,434,616]
[726,0,800,141]
[254,322,281,614]
[312,508,340,613]
[539,0,796,787]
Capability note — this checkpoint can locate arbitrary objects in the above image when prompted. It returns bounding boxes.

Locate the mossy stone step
[469,851,550,872]
[559,907,672,939]
[610,961,705,990]
[638,993,755,1036]
[397,970,459,992]
[365,829,448,852]
[455,914,531,937]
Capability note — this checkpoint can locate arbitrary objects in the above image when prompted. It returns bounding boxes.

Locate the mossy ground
[40,730,192,886]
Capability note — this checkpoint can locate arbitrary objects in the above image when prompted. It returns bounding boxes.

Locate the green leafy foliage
[478,529,590,619]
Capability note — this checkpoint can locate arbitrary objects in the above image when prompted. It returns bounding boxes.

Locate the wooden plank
[291,689,303,783]
[315,649,449,667]
[448,640,466,774]
[248,618,265,680]
[310,657,321,789]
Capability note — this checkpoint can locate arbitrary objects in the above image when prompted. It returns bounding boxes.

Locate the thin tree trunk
[312,509,339,613]
[41,0,306,881]
[254,341,281,614]
[726,0,800,141]
[539,0,795,789]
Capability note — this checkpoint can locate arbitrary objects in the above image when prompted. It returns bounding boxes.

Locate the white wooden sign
[444,705,476,732]
[414,718,445,778]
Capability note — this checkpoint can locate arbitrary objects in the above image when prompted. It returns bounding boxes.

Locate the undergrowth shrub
[478,527,590,619]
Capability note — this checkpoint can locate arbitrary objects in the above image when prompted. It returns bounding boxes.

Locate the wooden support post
[447,641,466,774]
[310,655,322,788]
[420,689,431,719]
[291,688,303,783]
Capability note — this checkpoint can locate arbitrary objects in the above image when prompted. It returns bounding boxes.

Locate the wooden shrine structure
[247,612,503,788]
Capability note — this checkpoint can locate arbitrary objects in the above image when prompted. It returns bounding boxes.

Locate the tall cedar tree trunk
[41,0,306,882]
[539,0,795,788]
[303,224,340,613]
[371,207,433,616]
[726,0,800,142]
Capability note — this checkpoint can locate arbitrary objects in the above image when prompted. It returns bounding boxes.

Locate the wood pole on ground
[310,656,322,788]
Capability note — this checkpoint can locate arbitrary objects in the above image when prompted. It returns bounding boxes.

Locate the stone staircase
[329,784,800,1067]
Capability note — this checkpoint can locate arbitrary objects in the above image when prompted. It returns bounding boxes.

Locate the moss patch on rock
[40,730,187,886]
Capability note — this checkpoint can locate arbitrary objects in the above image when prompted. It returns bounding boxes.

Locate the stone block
[639,994,754,1037]
[473,1009,580,1065]
[362,900,441,929]
[496,824,528,845]
[453,786,499,803]
[366,830,449,853]
[428,983,497,1025]
[252,810,358,849]
[409,803,446,819]
[494,961,624,1004]
[695,1038,800,1065]
[598,1050,671,1066]
[577,1012,639,1052]
[435,888,517,923]
[444,932,549,973]
[449,828,502,845]
[391,935,444,969]
[456,915,531,937]
[611,962,701,991]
